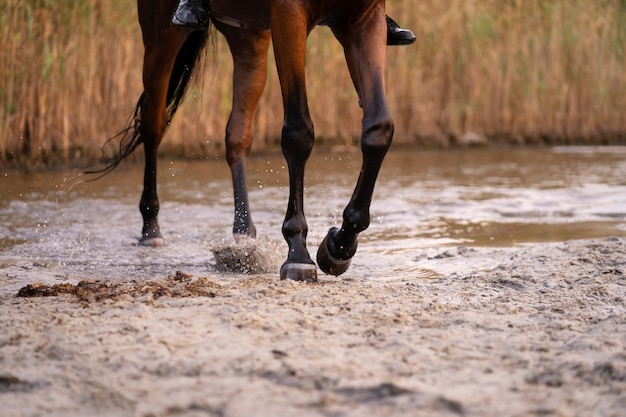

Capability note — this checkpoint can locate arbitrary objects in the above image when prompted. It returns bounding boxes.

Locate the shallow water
[1,146,626,283]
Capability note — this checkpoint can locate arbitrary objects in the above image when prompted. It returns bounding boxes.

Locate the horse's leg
[137,9,188,246]
[218,23,271,241]
[270,1,317,282]
[317,6,394,275]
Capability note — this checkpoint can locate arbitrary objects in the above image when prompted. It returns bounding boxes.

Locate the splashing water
[1,146,626,289]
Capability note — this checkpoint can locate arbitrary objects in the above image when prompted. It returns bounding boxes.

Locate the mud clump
[17,283,76,298]
[17,271,220,302]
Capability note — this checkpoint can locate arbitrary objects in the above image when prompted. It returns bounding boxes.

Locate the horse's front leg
[219,23,271,241]
[271,1,317,282]
[317,6,394,275]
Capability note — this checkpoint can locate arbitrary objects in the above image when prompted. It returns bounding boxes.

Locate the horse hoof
[139,237,165,247]
[279,262,318,283]
[316,232,352,276]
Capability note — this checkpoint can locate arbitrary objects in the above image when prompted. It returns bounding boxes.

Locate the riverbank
[1,237,624,417]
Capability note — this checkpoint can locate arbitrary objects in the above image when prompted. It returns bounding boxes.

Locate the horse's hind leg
[317,6,394,275]
[137,21,188,245]
[270,1,317,282]
[219,24,271,241]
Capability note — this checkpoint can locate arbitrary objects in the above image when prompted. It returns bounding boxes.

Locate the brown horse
[102,0,394,283]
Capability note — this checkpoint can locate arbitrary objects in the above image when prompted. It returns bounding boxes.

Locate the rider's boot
[386,16,416,46]
[171,0,210,29]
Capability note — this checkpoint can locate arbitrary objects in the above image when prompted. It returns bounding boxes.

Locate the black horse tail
[89,29,211,177]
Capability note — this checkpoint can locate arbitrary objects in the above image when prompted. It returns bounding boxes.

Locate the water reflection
[1,147,626,282]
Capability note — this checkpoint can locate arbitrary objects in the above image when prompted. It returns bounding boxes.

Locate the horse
[100,0,394,283]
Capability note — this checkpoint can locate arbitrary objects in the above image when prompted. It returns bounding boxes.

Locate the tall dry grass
[0,0,143,166]
[1,0,626,167]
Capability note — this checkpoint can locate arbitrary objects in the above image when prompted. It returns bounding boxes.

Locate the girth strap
[211,13,247,29]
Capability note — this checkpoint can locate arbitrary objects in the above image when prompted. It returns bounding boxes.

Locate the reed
[1,0,625,168]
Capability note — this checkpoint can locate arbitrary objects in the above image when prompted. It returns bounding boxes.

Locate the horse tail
[165,29,211,119]
[89,29,211,177]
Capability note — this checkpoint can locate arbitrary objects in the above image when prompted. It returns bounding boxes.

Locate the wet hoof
[316,230,353,276]
[279,262,318,283]
[139,236,165,247]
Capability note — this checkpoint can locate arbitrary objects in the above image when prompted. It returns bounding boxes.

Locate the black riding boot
[386,16,416,46]
[171,0,210,29]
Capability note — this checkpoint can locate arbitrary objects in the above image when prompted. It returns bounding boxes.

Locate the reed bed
[1,0,625,167]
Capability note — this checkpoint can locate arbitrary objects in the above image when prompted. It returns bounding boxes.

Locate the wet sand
[1,237,625,417]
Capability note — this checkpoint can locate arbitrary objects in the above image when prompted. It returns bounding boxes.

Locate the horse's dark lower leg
[318,6,393,275]
[228,161,255,239]
[271,1,318,282]
[139,133,164,245]
[317,120,393,274]
[220,24,271,241]
[279,117,316,281]
[136,24,187,246]
[138,93,169,246]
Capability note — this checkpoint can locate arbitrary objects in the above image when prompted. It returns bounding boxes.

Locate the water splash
[212,235,283,274]
[1,147,626,286]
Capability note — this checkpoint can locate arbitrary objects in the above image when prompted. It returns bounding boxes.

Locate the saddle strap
[211,13,247,29]
[210,12,271,31]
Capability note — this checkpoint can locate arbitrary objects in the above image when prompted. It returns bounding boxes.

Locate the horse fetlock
[282,215,308,240]
[139,200,160,217]
[342,207,370,235]
[327,227,358,260]
[316,227,356,276]
[141,222,161,238]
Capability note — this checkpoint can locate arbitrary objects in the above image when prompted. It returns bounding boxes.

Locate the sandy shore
[1,237,625,417]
